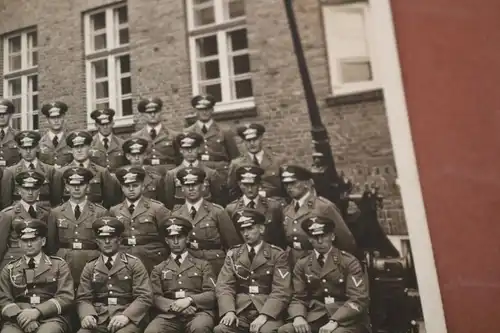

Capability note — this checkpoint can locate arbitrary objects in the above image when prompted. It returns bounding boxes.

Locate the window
[322,1,380,95]
[84,4,132,127]
[187,0,254,113]
[2,29,39,130]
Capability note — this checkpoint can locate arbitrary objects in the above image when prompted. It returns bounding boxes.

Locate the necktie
[28,258,35,269]
[253,154,259,166]
[105,257,113,270]
[28,205,37,218]
[202,125,208,134]
[249,247,256,262]
[190,207,197,220]
[74,205,81,219]
[52,135,59,147]
[247,201,255,209]
[294,202,300,213]
[79,163,84,168]
[318,253,325,267]
[103,137,109,150]
[28,163,35,170]
[150,128,157,140]
[0,129,5,141]
[129,203,135,215]
[174,255,182,267]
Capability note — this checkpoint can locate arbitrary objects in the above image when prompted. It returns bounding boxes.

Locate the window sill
[325,88,384,107]
[87,115,135,134]
[184,99,257,125]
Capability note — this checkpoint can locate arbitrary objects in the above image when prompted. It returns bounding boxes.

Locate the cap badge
[72,135,86,146]
[22,177,38,188]
[68,174,84,185]
[123,172,138,183]
[20,136,34,147]
[145,102,158,112]
[181,137,196,147]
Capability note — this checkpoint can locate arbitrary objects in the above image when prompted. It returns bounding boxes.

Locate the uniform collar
[25,252,43,265]
[314,247,333,259]
[48,131,63,140]
[98,133,113,142]
[126,197,143,207]
[170,251,188,263]
[247,241,264,254]
[248,150,264,164]
[69,200,87,211]
[187,198,203,212]
[294,190,312,208]
[182,160,199,167]
[197,119,213,130]
[75,159,90,168]
[243,195,259,207]
[20,200,37,212]
[23,159,38,169]
[103,253,119,265]
[146,123,162,133]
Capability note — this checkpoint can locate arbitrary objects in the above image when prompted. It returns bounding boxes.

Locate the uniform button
[322,279,326,283]
[216,254,220,258]
[131,227,135,231]
[192,232,196,235]
[109,291,113,294]
[205,223,209,227]
[179,274,182,277]
[132,236,136,238]
[251,279,255,283]
[108,277,111,280]
[250,271,254,274]
[324,288,328,292]
[75,231,78,234]
[293,236,298,240]
[108,284,112,288]
[293,221,297,224]
[293,228,297,232]
[158,252,161,255]
[178,281,182,284]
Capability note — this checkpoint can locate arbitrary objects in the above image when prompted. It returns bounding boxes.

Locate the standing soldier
[39,102,72,168]
[172,167,241,275]
[0,219,74,333]
[145,216,216,333]
[185,94,240,180]
[53,131,121,209]
[226,165,287,249]
[89,108,127,174]
[280,165,357,267]
[227,123,286,202]
[132,97,181,175]
[76,217,153,333]
[214,209,291,333]
[5,131,58,209]
[0,99,21,169]
[46,167,109,283]
[278,216,370,333]
[0,171,50,269]
[163,132,226,210]
[110,167,170,273]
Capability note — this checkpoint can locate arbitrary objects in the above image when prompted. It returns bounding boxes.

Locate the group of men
[0,94,370,333]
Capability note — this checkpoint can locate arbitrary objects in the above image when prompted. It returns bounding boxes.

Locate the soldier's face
[165,235,188,254]
[121,182,144,201]
[96,236,121,256]
[309,233,334,254]
[182,183,204,202]
[241,225,264,246]
[47,115,64,131]
[197,108,213,122]
[284,180,309,199]
[20,236,46,257]
[126,153,145,166]
[181,147,199,162]
[244,137,263,154]
[66,184,89,200]
[0,113,12,127]
[145,111,161,125]
[240,183,260,199]
[20,147,39,161]
[72,145,90,161]
[97,122,113,136]
[19,187,41,204]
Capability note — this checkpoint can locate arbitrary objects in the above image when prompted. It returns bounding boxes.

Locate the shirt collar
[1,126,9,133]
[147,124,162,133]
[247,241,264,254]
[25,252,43,265]
[99,133,112,142]
[170,251,189,263]
[314,247,333,259]
[243,195,259,206]
[23,159,38,169]
[187,198,203,212]
[126,197,142,207]
[69,200,87,211]
[48,131,63,140]
[197,119,213,130]
[295,191,312,208]
[248,150,264,164]
[104,253,119,264]
[182,160,199,167]
[20,200,37,212]
[75,159,90,168]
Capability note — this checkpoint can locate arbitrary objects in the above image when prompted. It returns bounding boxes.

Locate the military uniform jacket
[76,252,153,326]
[226,196,287,249]
[150,253,216,319]
[89,134,127,173]
[0,203,50,268]
[131,126,181,170]
[0,254,74,323]
[227,151,286,201]
[39,131,73,168]
[0,127,20,168]
[116,165,166,203]
[216,242,292,319]
[0,167,14,210]
[288,248,369,328]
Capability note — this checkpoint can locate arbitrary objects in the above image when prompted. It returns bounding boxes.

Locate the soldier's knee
[75,329,93,333]
[144,324,157,333]
[37,322,65,333]
[278,323,295,333]
[188,322,213,333]
[214,323,232,333]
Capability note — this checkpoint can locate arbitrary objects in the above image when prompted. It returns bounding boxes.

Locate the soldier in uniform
[110,167,171,273]
[278,216,370,333]
[0,172,50,270]
[280,165,357,267]
[0,164,14,210]
[185,94,240,180]
[214,209,291,333]
[226,165,287,249]
[131,97,181,175]
[5,131,59,210]
[53,131,121,209]
[172,167,240,275]
[145,216,216,333]
[46,167,109,283]
[38,102,73,168]
[0,99,21,169]
[0,220,74,333]
[89,108,127,174]
[227,123,286,202]
[76,217,153,333]
[163,132,226,210]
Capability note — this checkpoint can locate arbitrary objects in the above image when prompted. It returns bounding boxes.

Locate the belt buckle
[201,154,210,161]
[175,290,186,299]
[249,286,259,294]
[30,295,40,305]
[293,241,302,250]
[190,240,199,249]
[127,238,136,246]
[72,242,82,250]
[151,158,160,165]
[108,297,117,305]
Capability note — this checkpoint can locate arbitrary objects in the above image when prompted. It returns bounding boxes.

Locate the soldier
[0,165,14,210]
[227,123,286,202]
[172,167,241,275]
[278,216,370,333]
[185,94,240,180]
[145,216,216,333]
[5,131,59,209]
[76,217,153,333]
[52,131,121,209]
[131,97,181,175]
[214,209,291,333]
[0,171,50,270]
[46,167,109,282]
[110,167,171,273]
[163,132,226,210]
[226,165,287,249]
[0,219,74,333]
[89,108,127,174]
[38,102,72,168]
[280,165,357,267]
[0,99,21,169]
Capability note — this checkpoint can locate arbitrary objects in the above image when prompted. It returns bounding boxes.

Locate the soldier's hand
[17,309,40,327]
[181,306,197,316]
[250,314,268,333]
[220,311,239,327]
[171,297,192,312]
[81,315,98,329]
[319,320,338,333]
[293,316,311,333]
[24,321,39,333]
[107,314,130,333]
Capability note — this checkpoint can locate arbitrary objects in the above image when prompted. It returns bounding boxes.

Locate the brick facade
[0,0,406,234]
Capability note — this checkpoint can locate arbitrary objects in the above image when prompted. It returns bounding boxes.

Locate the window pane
[199,60,220,80]
[32,114,39,130]
[194,6,215,26]
[8,78,22,96]
[229,29,248,51]
[119,55,130,73]
[28,31,38,48]
[119,28,129,45]
[29,75,38,92]
[31,51,38,67]
[96,102,109,110]
[201,83,222,102]
[194,0,212,4]
[117,6,128,24]
[11,117,21,130]
[11,98,21,114]
[92,12,106,30]
[122,99,133,116]
[196,35,218,57]
[340,61,372,83]
[9,55,22,71]
[226,0,245,19]
[94,34,107,50]
[93,60,108,78]
[95,81,109,99]
[232,54,250,75]
[8,36,21,53]
[234,79,253,99]
[32,95,39,111]
[121,77,131,95]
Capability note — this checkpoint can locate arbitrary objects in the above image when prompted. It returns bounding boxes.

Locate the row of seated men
[0,210,369,333]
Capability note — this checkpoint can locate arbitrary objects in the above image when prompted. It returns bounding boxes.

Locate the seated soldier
[76,217,153,333]
[145,216,216,333]
[0,219,74,333]
[214,209,291,333]
[278,216,370,333]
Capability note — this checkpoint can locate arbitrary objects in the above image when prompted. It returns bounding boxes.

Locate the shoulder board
[148,198,163,205]
[227,244,244,257]
[316,196,332,204]
[210,202,224,211]
[88,256,99,263]
[39,205,50,212]
[49,256,65,261]
[1,206,15,213]
[125,253,139,260]
[269,244,284,252]
[227,199,238,207]
[92,202,107,211]
[172,204,183,211]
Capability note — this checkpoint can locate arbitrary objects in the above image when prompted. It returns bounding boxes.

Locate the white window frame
[2,29,39,130]
[186,0,255,113]
[83,3,132,129]
[322,1,381,96]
